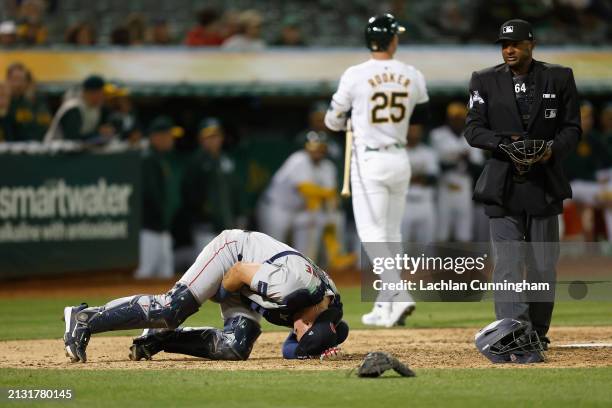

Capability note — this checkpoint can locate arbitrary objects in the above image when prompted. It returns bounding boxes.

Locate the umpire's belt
[365,143,405,152]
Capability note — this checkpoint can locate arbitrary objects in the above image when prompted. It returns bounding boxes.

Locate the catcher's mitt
[356,352,415,378]
[499,139,553,175]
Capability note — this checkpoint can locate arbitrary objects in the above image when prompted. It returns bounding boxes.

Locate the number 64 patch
[545,109,557,119]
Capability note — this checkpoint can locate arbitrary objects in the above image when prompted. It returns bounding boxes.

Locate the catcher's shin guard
[77,283,200,334]
[160,316,262,361]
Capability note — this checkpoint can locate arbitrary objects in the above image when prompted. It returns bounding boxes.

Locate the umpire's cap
[295,307,349,358]
[365,14,405,52]
[496,19,534,43]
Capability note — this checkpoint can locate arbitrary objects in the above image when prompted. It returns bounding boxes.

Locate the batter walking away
[63,230,348,362]
[465,19,581,361]
[325,14,430,327]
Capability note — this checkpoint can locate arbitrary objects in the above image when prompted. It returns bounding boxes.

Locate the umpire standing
[464,19,581,353]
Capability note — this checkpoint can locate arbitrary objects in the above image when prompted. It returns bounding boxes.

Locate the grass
[1,287,610,341]
[1,368,612,408]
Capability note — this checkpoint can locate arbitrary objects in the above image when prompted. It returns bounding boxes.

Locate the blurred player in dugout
[430,102,485,242]
[401,124,439,244]
[182,118,246,256]
[1,62,51,142]
[563,101,612,240]
[105,83,144,149]
[136,116,183,279]
[44,75,115,143]
[257,131,355,269]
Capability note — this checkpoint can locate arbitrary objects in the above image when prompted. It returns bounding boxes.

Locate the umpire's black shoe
[62,303,91,363]
[129,329,171,361]
[540,336,550,351]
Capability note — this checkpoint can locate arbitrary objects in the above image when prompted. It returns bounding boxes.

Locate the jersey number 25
[370,92,408,124]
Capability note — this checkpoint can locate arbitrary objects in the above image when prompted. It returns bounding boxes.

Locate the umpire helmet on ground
[364,14,405,52]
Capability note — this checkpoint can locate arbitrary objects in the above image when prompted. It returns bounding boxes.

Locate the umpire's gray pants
[490,215,560,336]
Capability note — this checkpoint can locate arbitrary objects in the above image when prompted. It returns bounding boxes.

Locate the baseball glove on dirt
[356,352,415,378]
[499,139,553,175]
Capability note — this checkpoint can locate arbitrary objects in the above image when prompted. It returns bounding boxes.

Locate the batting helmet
[475,318,544,363]
[364,14,405,52]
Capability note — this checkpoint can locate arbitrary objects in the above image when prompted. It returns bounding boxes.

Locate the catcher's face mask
[475,318,544,363]
[499,139,553,175]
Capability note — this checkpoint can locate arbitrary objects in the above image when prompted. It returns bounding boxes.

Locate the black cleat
[62,304,91,363]
[540,336,550,351]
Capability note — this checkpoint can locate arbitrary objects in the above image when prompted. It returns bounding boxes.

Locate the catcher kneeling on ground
[62,230,348,362]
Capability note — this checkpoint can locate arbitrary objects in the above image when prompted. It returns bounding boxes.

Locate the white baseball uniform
[430,125,484,242]
[325,58,429,303]
[401,143,439,244]
[256,150,339,259]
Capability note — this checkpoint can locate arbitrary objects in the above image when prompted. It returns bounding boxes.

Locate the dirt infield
[2,327,611,371]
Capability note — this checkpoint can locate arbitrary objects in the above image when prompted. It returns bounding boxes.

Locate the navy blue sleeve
[282,331,300,359]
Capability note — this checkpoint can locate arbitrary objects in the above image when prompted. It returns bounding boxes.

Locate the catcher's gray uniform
[62,229,340,363]
[180,229,335,322]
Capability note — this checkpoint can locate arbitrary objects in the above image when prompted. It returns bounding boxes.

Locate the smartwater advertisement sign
[0,151,141,277]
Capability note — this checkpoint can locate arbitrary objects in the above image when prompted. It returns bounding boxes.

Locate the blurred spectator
[15,0,48,45]
[136,116,183,279]
[110,15,147,46]
[105,83,142,147]
[218,10,241,40]
[44,75,114,143]
[148,19,173,45]
[110,26,130,46]
[5,62,51,141]
[601,103,612,156]
[182,118,246,253]
[184,7,224,46]
[434,0,473,43]
[0,21,18,47]
[430,102,485,242]
[126,14,146,45]
[272,18,306,46]
[222,10,266,51]
[0,82,12,142]
[471,0,517,43]
[575,9,608,44]
[387,0,439,43]
[65,22,97,46]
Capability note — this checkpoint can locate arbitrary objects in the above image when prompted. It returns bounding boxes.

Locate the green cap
[198,117,222,138]
[148,116,184,137]
[82,75,105,90]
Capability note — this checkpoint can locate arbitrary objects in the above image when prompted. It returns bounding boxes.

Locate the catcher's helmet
[475,318,544,363]
[365,14,405,52]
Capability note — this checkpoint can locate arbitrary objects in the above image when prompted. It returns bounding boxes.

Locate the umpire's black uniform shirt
[464,59,581,216]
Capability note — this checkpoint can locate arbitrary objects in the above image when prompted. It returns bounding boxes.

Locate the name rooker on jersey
[368,72,411,88]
